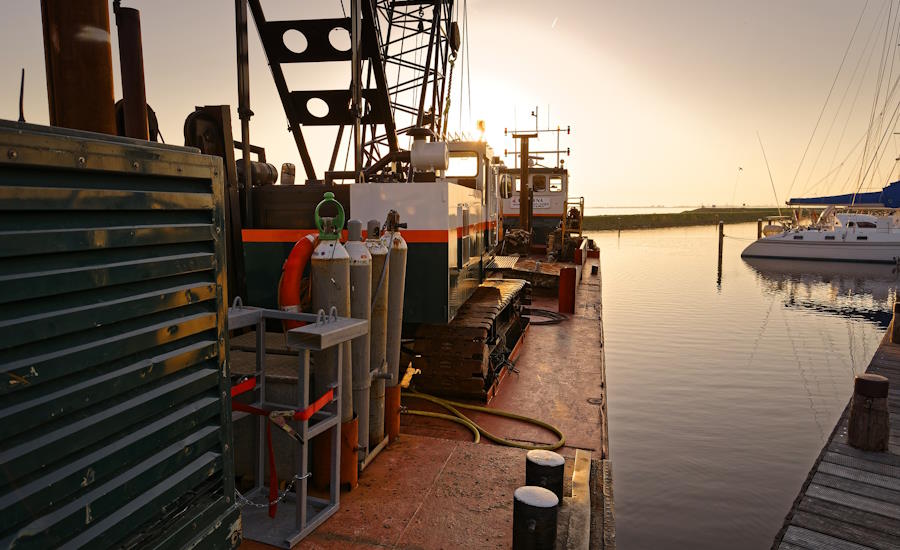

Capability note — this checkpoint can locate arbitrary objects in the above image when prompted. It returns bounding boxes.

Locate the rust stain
[80,468,95,487]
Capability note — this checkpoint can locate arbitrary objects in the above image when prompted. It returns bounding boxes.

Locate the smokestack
[114,3,149,140]
[40,0,117,134]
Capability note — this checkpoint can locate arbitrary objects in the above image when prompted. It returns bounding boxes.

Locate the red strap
[230,377,257,397]
[230,385,335,517]
[292,389,334,420]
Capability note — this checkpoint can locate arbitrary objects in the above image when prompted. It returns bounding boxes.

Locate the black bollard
[525,449,565,501]
[513,486,559,550]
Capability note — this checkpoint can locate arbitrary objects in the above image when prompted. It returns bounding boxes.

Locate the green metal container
[0,122,240,549]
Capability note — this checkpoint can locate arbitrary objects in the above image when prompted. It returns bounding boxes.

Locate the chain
[441,52,457,140]
[234,473,311,509]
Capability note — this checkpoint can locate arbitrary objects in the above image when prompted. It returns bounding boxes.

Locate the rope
[722,234,757,242]
[401,390,566,451]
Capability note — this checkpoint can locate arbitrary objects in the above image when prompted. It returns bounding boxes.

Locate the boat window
[533,175,547,191]
[549,176,563,192]
[514,176,521,192]
[825,235,835,240]
[793,235,803,240]
[857,235,868,240]
[857,221,877,228]
[847,222,855,227]
[446,152,479,177]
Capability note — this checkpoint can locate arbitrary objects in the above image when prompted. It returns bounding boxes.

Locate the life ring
[277,234,316,330]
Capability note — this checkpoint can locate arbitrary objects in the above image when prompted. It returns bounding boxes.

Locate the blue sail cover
[788,181,900,207]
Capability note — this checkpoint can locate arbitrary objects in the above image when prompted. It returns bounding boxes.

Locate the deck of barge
[239,256,613,549]
[772,329,900,550]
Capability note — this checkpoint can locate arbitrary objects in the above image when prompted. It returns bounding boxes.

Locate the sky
[2,0,898,208]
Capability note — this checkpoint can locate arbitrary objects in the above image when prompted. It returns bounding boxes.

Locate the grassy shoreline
[582,207,785,231]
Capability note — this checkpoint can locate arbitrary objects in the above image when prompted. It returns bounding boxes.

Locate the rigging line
[868,0,900,152]
[804,133,868,197]
[819,6,889,196]
[861,66,900,183]
[875,1,900,138]
[852,70,900,200]
[757,131,783,215]
[857,0,895,193]
[785,0,871,201]
[464,0,472,123]
[800,0,880,197]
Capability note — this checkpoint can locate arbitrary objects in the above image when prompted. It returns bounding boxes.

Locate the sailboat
[741,182,900,263]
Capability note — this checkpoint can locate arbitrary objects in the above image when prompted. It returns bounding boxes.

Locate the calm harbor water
[592,222,897,549]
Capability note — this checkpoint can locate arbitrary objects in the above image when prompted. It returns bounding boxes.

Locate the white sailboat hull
[742,236,900,263]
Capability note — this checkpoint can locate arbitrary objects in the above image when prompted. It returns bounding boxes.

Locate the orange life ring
[277,234,316,331]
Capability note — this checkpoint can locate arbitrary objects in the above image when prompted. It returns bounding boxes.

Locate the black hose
[523,307,567,325]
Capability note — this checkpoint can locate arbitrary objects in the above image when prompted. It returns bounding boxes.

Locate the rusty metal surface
[411,279,528,401]
[405,260,607,459]
[236,258,610,549]
[114,6,149,140]
[40,0,116,134]
[0,122,239,548]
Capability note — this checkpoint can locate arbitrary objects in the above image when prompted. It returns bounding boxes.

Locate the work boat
[741,182,900,264]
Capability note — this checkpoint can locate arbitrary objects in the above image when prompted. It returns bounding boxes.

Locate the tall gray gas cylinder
[345,219,372,461]
[366,220,389,448]
[311,192,352,422]
[382,210,408,387]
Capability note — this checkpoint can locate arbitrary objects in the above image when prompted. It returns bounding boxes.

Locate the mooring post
[513,486,559,550]
[848,373,890,452]
[718,221,724,260]
[525,450,565,501]
[893,301,900,344]
[757,218,762,239]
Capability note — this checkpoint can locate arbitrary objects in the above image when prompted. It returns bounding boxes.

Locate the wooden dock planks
[773,330,900,550]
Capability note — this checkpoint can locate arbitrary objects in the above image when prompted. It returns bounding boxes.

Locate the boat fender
[277,233,317,330]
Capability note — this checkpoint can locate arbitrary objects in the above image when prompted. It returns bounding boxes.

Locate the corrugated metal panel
[0,122,240,549]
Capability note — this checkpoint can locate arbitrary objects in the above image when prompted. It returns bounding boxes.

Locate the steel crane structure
[243,0,458,183]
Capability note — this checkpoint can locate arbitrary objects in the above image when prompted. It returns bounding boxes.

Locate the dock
[772,325,900,549]
[240,256,614,549]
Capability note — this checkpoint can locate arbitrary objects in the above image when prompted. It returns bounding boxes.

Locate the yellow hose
[401,390,566,451]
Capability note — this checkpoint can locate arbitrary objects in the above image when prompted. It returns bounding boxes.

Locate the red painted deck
[241,257,608,549]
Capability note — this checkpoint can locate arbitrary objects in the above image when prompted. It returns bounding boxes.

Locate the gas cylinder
[310,192,354,489]
[366,220,389,448]
[311,192,352,420]
[382,210,407,442]
[345,219,372,463]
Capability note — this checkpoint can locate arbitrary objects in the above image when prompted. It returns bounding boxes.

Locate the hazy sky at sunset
[2,1,897,207]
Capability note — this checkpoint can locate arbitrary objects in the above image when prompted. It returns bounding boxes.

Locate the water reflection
[743,257,898,328]
[592,223,889,550]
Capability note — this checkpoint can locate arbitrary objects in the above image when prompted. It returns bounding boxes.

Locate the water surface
[593,222,897,549]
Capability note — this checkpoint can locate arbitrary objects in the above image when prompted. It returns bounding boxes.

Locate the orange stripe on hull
[501,213,563,218]
[242,228,451,243]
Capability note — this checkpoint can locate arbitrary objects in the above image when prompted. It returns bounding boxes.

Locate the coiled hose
[401,390,566,451]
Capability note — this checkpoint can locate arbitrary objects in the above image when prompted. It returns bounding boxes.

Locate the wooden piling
[757,218,762,239]
[848,373,890,452]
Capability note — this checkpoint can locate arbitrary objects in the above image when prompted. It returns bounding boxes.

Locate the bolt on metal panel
[0,121,240,549]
